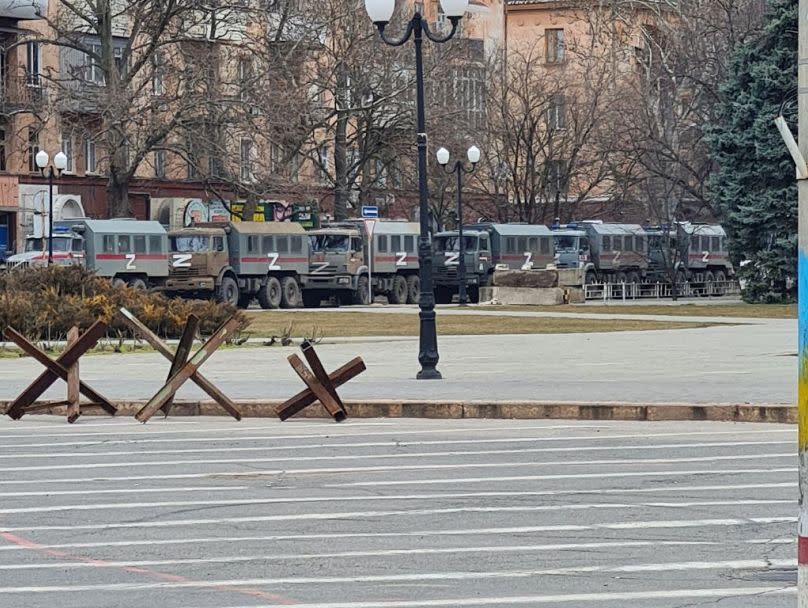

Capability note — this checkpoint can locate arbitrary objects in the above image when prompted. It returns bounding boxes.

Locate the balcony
[0,75,46,113]
[0,0,47,20]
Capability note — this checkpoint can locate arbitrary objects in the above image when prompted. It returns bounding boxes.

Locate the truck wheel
[468,285,480,304]
[354,276,370,305]
[257,277,282,309]
[280,277,301,308]
[302,291,321,308]
[406,275,419,304]
[435,286,452,304]
[128,277,147,290]
[112,277,127,289]
[389,275,408,305]
[615,272,628,284]
[217,276,239,307]
[703,270,716,296]
[585,271,597,285]
[714,270,727,296]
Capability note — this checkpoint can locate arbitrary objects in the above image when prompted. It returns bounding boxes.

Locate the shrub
[0,266,249,342]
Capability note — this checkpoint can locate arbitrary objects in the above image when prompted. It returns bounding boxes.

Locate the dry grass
[244,311,717,338]
[462,303,796,319]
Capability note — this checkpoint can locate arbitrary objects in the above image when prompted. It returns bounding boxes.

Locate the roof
[434,230,486,238]
[552,229,586,237]
[370,221,420,236]
[309,228,360,236]
[78,219,167,235]
[679,223,726,237]
[229,221,306,235]
[169,227,225,237]
[468,223,553,237]
[583,223,645,235]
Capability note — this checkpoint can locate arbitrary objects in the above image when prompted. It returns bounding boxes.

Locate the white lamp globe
[35,150,49,169]
[439,0,469,17]
[365,0,395,23]
[54,151,68,171]
[436,147,450,166]
[467,145,481,164]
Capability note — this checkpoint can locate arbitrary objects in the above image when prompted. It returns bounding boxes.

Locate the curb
[0,400,796,424]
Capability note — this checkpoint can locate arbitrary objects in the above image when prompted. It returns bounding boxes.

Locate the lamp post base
[416,367,443,380]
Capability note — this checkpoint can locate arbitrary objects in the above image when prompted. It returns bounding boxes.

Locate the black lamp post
[436,145,480,306]
[35,149,68,266]
[364,0,469,380]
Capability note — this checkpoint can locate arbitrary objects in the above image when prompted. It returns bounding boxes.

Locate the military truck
[6,218,169,289]
[165,221,309,308]
[646,222,734,289]
[580,221,648,285]
[550,225,591,276]
[304,220,420,307]
[432,223,555,303]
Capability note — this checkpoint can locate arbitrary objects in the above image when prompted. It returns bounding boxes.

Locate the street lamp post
[35,150,68,266]
[364,0,469,380]
[436,145,480,306]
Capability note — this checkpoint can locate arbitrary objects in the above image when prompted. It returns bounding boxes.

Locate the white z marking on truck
[613,251,621,265]
[172,253,192,268]
[445,252,460,266]
[522,252,534,270]
[702,251,710,263]
[396,251,408,267]
[125,254,136,270]
[267,252,281,271]
[311,262,329,274]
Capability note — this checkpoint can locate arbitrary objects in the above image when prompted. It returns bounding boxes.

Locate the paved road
[0,315,794,404]
[0,417,796,607]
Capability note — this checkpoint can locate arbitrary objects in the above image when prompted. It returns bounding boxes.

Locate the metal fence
[584,280,741,301]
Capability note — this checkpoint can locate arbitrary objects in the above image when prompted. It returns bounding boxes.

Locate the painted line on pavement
[0,559,796,593]
[0,541,790,570]
[0,486,247,498]
[0,482,791,506]
[0,451,792,474]
[0,520,794,552]
[173,587,796,608]
[0,504,794,532]
[3,439,792,461]
[0,427,790,451]
[0,466,796,487]
[328,467,797,487]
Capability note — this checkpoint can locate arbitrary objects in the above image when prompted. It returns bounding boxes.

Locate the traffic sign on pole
[361,205,379,219]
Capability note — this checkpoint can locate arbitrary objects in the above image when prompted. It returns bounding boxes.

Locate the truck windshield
[553,235,578,250]
[25,237,72,253]
[310,234,350,252]
[434,236,477,252]
[171,235,210,252]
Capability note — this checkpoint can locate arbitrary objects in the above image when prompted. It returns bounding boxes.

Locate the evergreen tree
[707,0,797,302]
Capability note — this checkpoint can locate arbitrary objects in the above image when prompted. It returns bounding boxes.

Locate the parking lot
[0,417,797,607]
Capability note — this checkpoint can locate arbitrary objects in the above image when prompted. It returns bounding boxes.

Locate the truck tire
[112,277,127,289]
[280,277,301,309]
[302,291,321,308]
[704,270,716,296]
[468,285,480,304]
[406,275,419,304]
[217,276,239,307]
[389,275,408,304]
[257,277,282,309]
[714,270,727,296]
[585,271,597,285]
[353,276,370,305]
[128,277,147,290]
[435,286,452,304]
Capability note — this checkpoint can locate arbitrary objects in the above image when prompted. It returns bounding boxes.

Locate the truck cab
[551,226,591,271]
[167,226,229,297]
[432,229,492,304]
[7,229,84,269]
[304,227,365,306]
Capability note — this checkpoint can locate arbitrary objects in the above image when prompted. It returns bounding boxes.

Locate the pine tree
[707,0,797,302]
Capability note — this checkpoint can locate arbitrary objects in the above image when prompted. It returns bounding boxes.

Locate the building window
[61,131,74,173]
[270,142,283,174]
[152,52,165,95]
[0,127,6,172]
[87,44,124,84]
[545,29,565,64]
[239,138,252,181]
[28,128,39,173]
[547,94,566,130]
[547,159,568,195]
[85,137,97,174]
[237,57,251,101]
[154,150,166,178]
[26,42,41,86]
[319,145,330,182]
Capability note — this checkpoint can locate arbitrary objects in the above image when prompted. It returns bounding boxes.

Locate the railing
[0,75,46,112]
[584,280,741,301]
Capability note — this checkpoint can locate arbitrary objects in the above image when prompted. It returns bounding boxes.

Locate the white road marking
[3,439,791,461]
[0,541,787,570]
[0,519,793,551]
[173,587,797,608]
[0,482,790,506]
[0,486,246,498]
[0,427,790,451]
[0,465,795,487]
[329,466,797,487]
[0,504,794,532]
[0,559,796,593]
[0,451,792,474]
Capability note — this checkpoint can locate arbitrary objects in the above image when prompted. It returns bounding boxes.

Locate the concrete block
[480,286,569,305]
[493,269,558,288]
[557,268,584,287]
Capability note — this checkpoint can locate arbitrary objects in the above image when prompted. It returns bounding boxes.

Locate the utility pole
[798,0,808,602]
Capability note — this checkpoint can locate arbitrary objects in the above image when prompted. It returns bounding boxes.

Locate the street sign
[361,205,379,218]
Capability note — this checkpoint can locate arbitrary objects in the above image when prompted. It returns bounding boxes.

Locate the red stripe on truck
[96,254,168,260]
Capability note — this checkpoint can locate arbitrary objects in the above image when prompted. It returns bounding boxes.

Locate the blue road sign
[361,206,379,219]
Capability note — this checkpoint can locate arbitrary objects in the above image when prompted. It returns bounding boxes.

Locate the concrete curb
[0,399,796,423]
